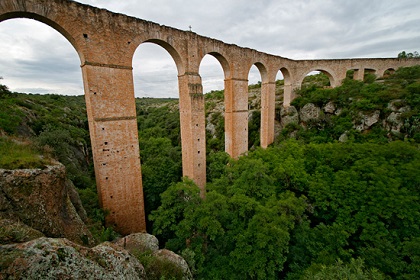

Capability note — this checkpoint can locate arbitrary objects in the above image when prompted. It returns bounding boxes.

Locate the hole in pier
[83,33,88,39]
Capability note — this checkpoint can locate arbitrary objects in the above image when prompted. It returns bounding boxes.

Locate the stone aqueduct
[1,0,419,234]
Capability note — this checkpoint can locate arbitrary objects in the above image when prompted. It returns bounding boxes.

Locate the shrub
[0,137,52,169]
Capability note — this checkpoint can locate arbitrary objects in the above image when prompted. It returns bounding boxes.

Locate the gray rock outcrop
[323,101,336,114]
[0,237,146,279]
[280,106,299,127]
[300,103,321,123]
[154,249,194,280]
[354,110,381,131]
[0,164,94,245]
[114,232,159,253]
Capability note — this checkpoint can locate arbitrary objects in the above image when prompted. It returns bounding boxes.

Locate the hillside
[0,66,420,279]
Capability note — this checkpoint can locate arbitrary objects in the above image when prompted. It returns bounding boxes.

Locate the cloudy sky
[0,0,419,97]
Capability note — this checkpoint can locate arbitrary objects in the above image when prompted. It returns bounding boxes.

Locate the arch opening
[199,54,225,153]
[346,69,356,80]
[302,70,332,89]
[1,12,83,62]
[0,18,83,95]
[132,41,183,230]
[133,42,180,98]
[364,68,377,83]
[200,54,225,95]
[277,67,292,105]
[144,39,185,76]
[248,64,264,150]
[383,68,395,78]
[0,17,102,239]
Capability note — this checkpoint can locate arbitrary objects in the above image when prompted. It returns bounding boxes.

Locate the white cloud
[0,0,419,97]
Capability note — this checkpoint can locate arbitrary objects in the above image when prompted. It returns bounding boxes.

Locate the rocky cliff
[0,163,94,246]
[0,164,193,279]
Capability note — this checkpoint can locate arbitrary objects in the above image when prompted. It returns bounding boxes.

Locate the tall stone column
[81,63,146,235]
[178,73,206,197]
[353,68,364,81]
[283,83,294,107]
[332,71,347,87]
[260,81,276,148]
[224,78,249,158]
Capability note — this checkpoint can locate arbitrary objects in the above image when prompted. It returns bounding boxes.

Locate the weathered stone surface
[339,132,349,142]
[0,219,44,244]
[206,116,217,138]
[0,164,94,246]
[354,110,381,131]
[154,249,193,280]
[335,108,343,116]
[387,100,403,112]
[0,237,146,280]
[114,233,159,253]
[386,112,404,133]
[364,110,381,127]
[300,103,321,123]
[323,101,336,114]
[280,106,299,127]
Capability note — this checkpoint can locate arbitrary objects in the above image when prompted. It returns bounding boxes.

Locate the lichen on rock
[0,237,146,279]
[0,163,94,246]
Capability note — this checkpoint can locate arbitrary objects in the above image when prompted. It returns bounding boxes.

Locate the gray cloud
[0,0,419,97]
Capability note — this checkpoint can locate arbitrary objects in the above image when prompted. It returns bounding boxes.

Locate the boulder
[0,164,94,246]
[339,132,349,143]
[387,100,411,113]
[0,237,145,279]
[0,219,44,244]
[323,101,336,114]
[300,103,321,123]
[280,106,299,127]
[153,249,193,280]
[354,110,380,131]
[386,112,404,133]
[114,233,159,253]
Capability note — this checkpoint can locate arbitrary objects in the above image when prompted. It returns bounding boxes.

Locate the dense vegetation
[1,65,419,279]
[150,66,420,279]
[151,140,420,279]
[285,66,420,144]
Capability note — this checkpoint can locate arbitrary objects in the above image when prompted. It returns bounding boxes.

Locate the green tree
[398,51,420,58]
[302,258,386,280]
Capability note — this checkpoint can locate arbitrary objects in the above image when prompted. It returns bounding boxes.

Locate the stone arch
[0,12,84,62]
[363,68,378,82]
[1,3,148,235]
[201,51,231,79]
[135,39,185,77]
[298,68,336,88]
[278,67,293,106]
[253,62,269,83]
[364,68,377,76]
[247,62,268,149]
[380,68,395,78]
